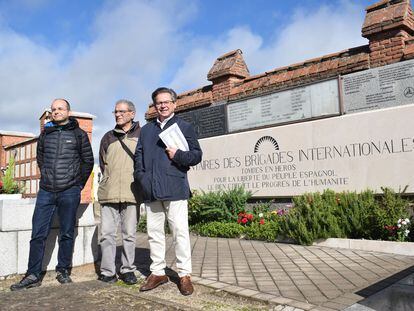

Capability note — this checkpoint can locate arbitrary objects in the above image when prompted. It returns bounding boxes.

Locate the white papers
[159,123,189,151]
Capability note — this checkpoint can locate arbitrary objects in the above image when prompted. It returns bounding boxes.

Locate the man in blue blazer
[134,87,202,295]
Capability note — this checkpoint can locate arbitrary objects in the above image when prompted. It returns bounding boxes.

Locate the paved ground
[136,233,414,310]
[1,233,414,310]
[344,272,414,311]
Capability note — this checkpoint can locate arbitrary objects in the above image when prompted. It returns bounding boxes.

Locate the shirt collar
[114,121,136,134]
[157,113,175,129]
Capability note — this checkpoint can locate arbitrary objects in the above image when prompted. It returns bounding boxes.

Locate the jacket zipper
[53,130,62,190]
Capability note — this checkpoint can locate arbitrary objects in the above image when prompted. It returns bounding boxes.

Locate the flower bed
[187,187,414,246]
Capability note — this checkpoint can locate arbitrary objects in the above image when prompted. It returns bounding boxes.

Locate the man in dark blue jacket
[10,98,94,291]
[134,87,202,296]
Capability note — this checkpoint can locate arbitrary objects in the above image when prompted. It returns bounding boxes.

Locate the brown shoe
[139,274,168,292]
[179,275,194,296]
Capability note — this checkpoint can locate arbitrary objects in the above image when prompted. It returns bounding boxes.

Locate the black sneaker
[10,274,41,291]
[119,272,137,285]
[56,270,72,284]
[98,274,118,283]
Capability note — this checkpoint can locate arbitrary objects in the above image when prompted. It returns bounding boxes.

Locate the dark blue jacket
[134,115,202,202]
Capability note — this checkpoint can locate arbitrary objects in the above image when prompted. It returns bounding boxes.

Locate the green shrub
[334,190,374,239]
[279,191,344,245]
[191,222,245,238]
[221,186,252,221]
[279,188,412,245]
[191,220,280,241]
[251,201,273,217]
[188,187,251,225]
[137,214,147,232]
[372,187,410,240]
[408,219,414,241]
[188,190,227,225]
[143,187,412,245]
[0,157,20,194]
[244,221,280,242]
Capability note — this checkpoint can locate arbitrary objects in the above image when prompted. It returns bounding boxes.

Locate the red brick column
[207,50,250,103]
[363,0,414,67]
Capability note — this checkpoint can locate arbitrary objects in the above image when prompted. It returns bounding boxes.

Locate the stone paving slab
[135,233,414,310]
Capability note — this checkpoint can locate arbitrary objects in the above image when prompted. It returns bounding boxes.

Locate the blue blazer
[134,115,202,202]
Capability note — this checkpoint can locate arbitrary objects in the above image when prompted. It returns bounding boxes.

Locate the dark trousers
[27,185,81,277]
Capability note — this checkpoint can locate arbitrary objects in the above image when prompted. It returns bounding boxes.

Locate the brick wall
[0,133,35,171]
[145,0,414,120]
[3,138,39,198]
[74,117,94,203]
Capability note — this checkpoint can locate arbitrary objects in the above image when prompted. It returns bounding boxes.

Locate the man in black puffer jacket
[11,98,94,291]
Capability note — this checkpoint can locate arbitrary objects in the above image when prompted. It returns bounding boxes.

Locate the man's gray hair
[115,99,136,112]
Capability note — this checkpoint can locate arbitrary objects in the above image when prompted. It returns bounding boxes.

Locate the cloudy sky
[0,0,372,155]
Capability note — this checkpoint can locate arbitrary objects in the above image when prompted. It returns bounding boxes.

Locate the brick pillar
[39,110,51,133]
[362,0,414,67]
[74,116,94,204]
[207,49,250,103]
[210,76,246,103]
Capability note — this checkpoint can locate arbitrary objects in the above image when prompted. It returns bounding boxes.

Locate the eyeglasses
[51,107,68,112]
[112,110,132,115]
[155,100,174,107]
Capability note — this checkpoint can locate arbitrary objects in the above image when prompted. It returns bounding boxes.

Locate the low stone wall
[0,198,98,277]
[313,238,414,256]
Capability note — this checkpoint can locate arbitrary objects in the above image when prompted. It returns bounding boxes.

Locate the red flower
[237,218,241,224]
[0,180,3,188]
[259,218,265,225]
[246,214,253,221]
[241,218,248,224]
[384,225,397,236]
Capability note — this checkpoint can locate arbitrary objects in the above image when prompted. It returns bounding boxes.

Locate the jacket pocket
[166,168,186,178]
[41,167,53,187]
[163,169,187,198]
[99,176,109,185]
[138,173,152,199]
[97,176,110,201]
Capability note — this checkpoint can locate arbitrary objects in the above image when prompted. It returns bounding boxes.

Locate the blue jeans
[27,185,81,277]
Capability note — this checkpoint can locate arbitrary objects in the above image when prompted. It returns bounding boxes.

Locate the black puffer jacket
[37,117,94,192]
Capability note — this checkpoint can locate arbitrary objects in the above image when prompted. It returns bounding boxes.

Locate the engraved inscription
[227,79,339,132]
[342,59,414,113]
[177,105,226,139]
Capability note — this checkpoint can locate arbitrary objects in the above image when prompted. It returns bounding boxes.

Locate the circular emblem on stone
[254,136,279,153]
[403,87,414,98]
